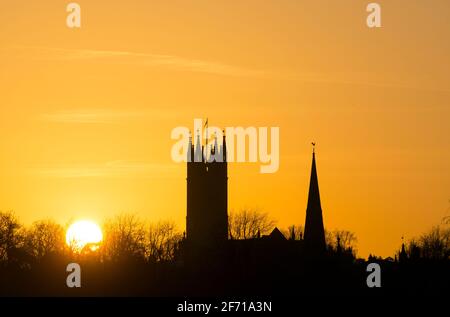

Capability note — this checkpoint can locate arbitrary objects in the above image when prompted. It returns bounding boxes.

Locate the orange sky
[0,0,449,258]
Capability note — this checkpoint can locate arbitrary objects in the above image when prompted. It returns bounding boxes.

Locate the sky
[0,0,449,258]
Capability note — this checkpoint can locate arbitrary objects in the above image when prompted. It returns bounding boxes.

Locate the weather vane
[311,142,316,153]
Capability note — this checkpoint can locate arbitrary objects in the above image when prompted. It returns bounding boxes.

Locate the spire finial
[312,142,316,154]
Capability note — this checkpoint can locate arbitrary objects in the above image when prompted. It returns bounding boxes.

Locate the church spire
[222,130,227,163]
[303,143,326,253]
[187,131,193,162]
[210,132,218,159]
[194,129,202,162]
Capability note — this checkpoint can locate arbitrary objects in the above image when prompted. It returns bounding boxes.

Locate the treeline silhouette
[0,209,356,266]
[0,210,449,296]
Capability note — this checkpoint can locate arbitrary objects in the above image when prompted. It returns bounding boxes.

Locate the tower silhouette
[303,146,326,252]
[186,131,228,250]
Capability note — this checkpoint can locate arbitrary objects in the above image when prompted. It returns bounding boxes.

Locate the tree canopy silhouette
[228,208,276,239]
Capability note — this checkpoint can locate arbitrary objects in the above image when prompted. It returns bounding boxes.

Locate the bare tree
[101,214,146,261]
[281,225,304,240]
[404,238,421,260]
[0,211,25,263]
[147,221,182,262]
[24,220,65,260]
[443,215,450,225]
[418,226,450,260]
[228,208,276,240]
[443,200,450,225]
[325,229,357,255]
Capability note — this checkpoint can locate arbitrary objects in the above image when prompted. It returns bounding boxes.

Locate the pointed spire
[187,131,193,162]
[307,146,322,210]
[399,236,408,263]
[205,118,209,161]
[222,130,227,163]
[303,144,326,253]
[214,133,218,153]
[336,235,342,254]
[195,129,202,162]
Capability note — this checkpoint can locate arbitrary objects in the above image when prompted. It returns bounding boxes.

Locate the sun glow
[66,220,103,252]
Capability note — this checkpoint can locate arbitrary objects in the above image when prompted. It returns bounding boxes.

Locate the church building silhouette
[180,129,326,263]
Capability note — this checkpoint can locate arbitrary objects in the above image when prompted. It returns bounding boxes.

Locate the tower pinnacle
[303,146,326,253]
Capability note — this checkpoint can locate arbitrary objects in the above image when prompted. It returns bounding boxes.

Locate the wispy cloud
[38,110,131,124]
[281,71,450,93]
[38,109,158,124]
[32,160,179,179]
[7,46,446,92]
[12,46,267,78]
[39,110,141,123]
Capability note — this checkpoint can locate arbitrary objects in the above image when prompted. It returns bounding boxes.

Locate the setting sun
[66,220,103,252]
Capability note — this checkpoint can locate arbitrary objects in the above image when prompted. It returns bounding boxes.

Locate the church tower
[303,145,326,253]
[186,130,228,250]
